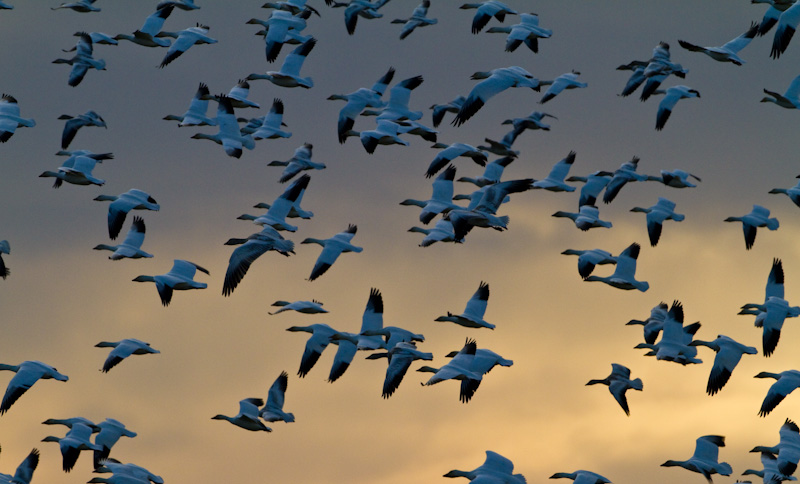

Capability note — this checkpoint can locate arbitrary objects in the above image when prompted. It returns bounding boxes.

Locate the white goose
[0,94,34,143]
[434,281,493,330]
[655,168,702,188]
[256,10,309,62]
[771,2,800,58]
[93,217,153,260]
[661,435,733,482]
[602,156,652,204]
[679,21,758,65]
[586,363,643,416]
[500,110,556,146]
[39,154,105,188]
[269,299,327,315]
[52,0,100,12]
[248,175,313,220]
[561,248,617,280]
[156,24,217,68]
[689,335,757,395]
[418,338,482,388]
[285,323,339,377]
[430,95,465,128]
[59,110,106,149]
[328,66,394,143]
[93,189,160,240]
[252,98,292,140]
[327,332,360,382]
[246,37,315,88]
[457,156,514,187]
[408,218,457,247]
[566,170,613,208]
[426,142,487,178]
[52,32,105,87]
[724,204,780,250]
[655,85,701,131]
[366,75,425,122]
[95,338,159,373]
[444,450,525,483]
[770,175,800,208]
[739,258,785,320]
[113,5,174,47]
[552,205,612,231]
[0,361,68,415]
[359,119,408,154]
[532,151,577,192]
[211,398,272,432]
[750,296,800,357]
[630,197,685,247]
[452,66,540,126]
[391,0,437,40]
[0,447,39,484]
[585,243,649,292]
[243,174,311,232]
[259,371,295,423]
[539,71,587,104]
[162,82,217,127]
[757,369,800,417]
[626,302,669,345]
[301,224,362,281]
[268,143,325,183]
[460,1,518,34]
[750,418,800,477]
[92,460,163,484]
[400,165,460,224]
[132,259,209,306]
[762,73,800,109]
[222,225,295,297]
[370,342,433,398]
[635,300,701,364]
[486,12,552,53]
[41,422,101,472]
[550,470,611,484]
[191,95,255,158]
[443,347,513,403]
[92,418,137,468]
[157,0,199,9]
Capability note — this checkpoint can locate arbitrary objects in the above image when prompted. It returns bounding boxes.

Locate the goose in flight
[770,176,800,208]
[94,189,160,240]
[158,0,199,9]
[211,398,272,432]
[268,143,324,183]
[95,338,160,373]
[39,154,105,188]
[539,71,587,104]
[739,258,785,321]
[457,156,514,187]
[724,204,779,250]
[532,151,577,192]
[444,450,525,483]
[460,1,517,34]
[52,32,106,87]
[552,205,612,231]
[426,142,487,178]
[748,296,800,357]
[247,175,313,220]
[370,342,432,398]
[156,24,217,68]
[762,73,800,109]
[549,470,611,484]
[586,363,643,416]
[252,98,292,140]
[0,94,35,143]
[750,418,800,477]
[92,418,137,468]
[757,369,800,417]
[359,119,408,154]
[132,259,209,306]
[743,449,796,484]
[635,300,702,364]
[400,165,460,224]
[41,422,101,472]
[222,226,295,297]
[0,240,9,280]
[256,9,309,62]
[246,37,316,88]
[327,331,360,382]
[353,288,385,351]
[113,5,174,47]
[52,0,100,12]
[259,371,295,423]
[328,66,394,143]
[408,218,457,247]
[446,178,532,241]
[286,323,339,377]
[626,301,669,345]
[92,459,163,484]
[59,110,106,149]
[640,42,689,101]
[391,0,437,40]
[561,248,617,280]
[419,338,482,389]
[679,21,758,65]
[500,111,556,146]
[435,281,493,330]
[0,361,68,415]
[566,170,613,208]
[332,0,391,36]
[602,156,652,204]
[365,75,425,122]
[771,2,800,58]
[61,31,118,49]
[301,224,362,281]
[655,85,700,130]
[243,174,311,232]
[690,335,757,396]
[755,0,797,36]
[486,12,552,53]
[429,96,465,128]
[262,0,319,16]
[654,169,702,188]
[585,243,649,292]
[163,82,217,127]
[661,435,733,483]
[630,197,685,247]
[191,95,255,158]
[93,216,153,261]
[269,299,327,315]
[476,137,518,158]
[442,347,513,403]
[0,447,39,484]
[452,66,540,126]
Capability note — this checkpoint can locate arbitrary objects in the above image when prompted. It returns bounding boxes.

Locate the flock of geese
[3,1,800,483]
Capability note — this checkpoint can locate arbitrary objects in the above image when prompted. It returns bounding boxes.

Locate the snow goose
[429,96,465,128]
[247,174,313,220]
[0,240,9,280]
[602,156,652,204]
[561,248,617,280]
[762,74,800,109]
[156,24,217,68]
[635,301,701,364]
[486,12,551,53]
[157,0,199,9]
[255,10,309,62]
[661,435,733,482]
[391,0,437,39]
[549,470,611,484]
[359,119,408,154]
[500,111,555,146]
[655,169,701,188]
[452,66,540,126]
[419,338,482,388]
[211,398,272,432]
[269,299,326,315]
[190,95,255,158]
[113,5,174,47]
[770,176,800,208]
[163,82,217,127]
[747,296,800,357]
[327,331,359,382]
[285,323,339,377]
[92,418,137,468]
[94,189,159,240]
[394,119,438,143]
[435,281,493,330]
[361,326,424,352]
[328,66,394,143]
[757,370,800,417]
[539,71,587,104]
[366,75,424,122]
[132,259,209,306]
[400,165,460,224]
[0,361,68,415]
[93,217,153,260]
[0,94,34,143]
[408,218,457,247]
[208,79,261,109]
[222,225,295,296]
[444,450,525,483]
[61,31,117,49]
[724,204,780,250]
[586,363,642,416]
[755,0,797,36]
[353,288,385,351]
[268,143,324,183]
[443,347,512,403]
[457,156,514,187]
[585,243,649,292]
[52,0,100,12]
[59,110,106,149]
[52,32,106,87]
[0,447,38,484]
[626,302,668,345]
[679,21,758,65]
[566,170,613,208]
[302,224,362,281]
[751,418,800,477]
[252,98,291,140]
[532,150,577,192]
[92,460,163,484]
[771,3,800,58]
[243,174,310,231]
[336,0,391,35]
[460,1,517,34]
[370,342,432,398]
[476,137,518,158]
[41,423,101,472]
[739,258,785,320]
[95,339,159,373]
[246,37,315,88]
[39,154,105,188]
[742,450,795,484]
[689,335,757,395]
[552,205,612,231]
[42,417,98,430]
[425,142,487,178]
[262,0,319,16]
[259,371,295,423]
[655,85,700,130]
[630,197,685,246]
[446,179,532,241]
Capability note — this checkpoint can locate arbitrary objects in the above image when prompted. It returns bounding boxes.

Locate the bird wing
[328,338,357,382]
[265,372,288,411]
[463,282,489,320]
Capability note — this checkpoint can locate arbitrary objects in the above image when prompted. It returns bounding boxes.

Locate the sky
[1,1,800,483]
